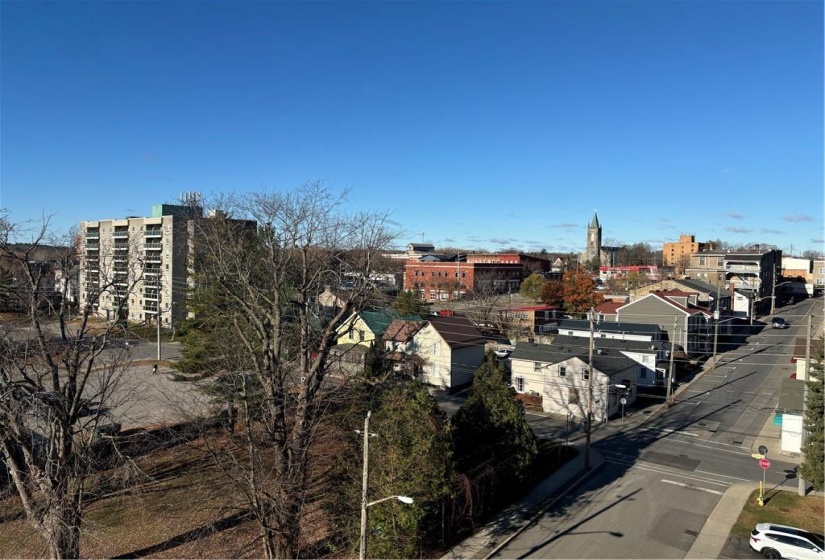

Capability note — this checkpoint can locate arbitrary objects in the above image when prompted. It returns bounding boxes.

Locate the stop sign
[759,458,771,470]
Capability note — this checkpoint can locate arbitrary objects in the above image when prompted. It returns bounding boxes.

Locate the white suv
[749,523,824,559]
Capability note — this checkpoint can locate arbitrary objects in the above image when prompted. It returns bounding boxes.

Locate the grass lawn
[730,488,825,541]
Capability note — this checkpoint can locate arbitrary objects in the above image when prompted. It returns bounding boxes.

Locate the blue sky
[1,1,822,255]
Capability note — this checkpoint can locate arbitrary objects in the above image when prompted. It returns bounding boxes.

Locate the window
[534,362,542,372]
[433,342,441,356]
[357,330,364,342]
[558,366,566,377]
[568,388,579,405]
[514,377,525,392]
[582,369,590,380]
[638,367,647,379]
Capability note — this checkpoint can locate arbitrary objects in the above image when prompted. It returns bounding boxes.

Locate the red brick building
[404,253,550,302]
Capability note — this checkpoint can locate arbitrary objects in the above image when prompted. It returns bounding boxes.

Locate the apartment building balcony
[85,230,100,240]
[144,241,162,250]
[143,291,158,301]
[113,230,129,239]
[85,243,99,251]
[724,264,759,273]
[144,227,163,238]
[144,303,159,313]
[145,256,162,264]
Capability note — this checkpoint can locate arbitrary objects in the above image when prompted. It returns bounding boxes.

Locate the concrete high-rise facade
[79,204,201,326]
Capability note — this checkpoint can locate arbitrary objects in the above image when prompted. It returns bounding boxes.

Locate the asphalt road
[489,296,823,559]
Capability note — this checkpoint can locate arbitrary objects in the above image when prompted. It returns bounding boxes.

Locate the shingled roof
[383,319,425,343]
[511,341,638,379]
[427,314,486,350]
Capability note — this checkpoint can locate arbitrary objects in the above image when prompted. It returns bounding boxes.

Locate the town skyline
[2,1,822,254]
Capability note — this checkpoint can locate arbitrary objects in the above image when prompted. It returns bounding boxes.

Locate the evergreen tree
[327,382,452,559]
[393,289,431,317]
[799,339,824,491]
[365,382,453,558]
[452,353,537,483]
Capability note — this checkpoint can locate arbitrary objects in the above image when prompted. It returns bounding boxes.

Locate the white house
[412,314,486,391]
[550,335,672,390]
[509,342,638,422]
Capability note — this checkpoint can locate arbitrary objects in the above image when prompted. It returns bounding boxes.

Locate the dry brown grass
[0,426,343,559]
[730,488,825,540]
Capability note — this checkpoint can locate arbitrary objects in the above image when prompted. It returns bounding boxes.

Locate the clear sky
[1,1,822,255]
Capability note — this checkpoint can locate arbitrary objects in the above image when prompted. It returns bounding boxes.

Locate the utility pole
[798,315,812,496]
[666,319,677,407]
[359,411,372,560]
[710,283,721,371]
[584,308,595,470]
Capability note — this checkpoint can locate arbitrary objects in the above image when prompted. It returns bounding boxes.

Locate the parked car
[749,523,824,559]
[772,317,790,329]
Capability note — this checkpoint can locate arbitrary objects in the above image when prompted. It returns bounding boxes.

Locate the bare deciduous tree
[0,213,135,559]
[182,183,397,558]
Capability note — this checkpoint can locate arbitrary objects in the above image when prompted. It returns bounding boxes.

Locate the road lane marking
[647,428,699,437]
[660,479,725,495]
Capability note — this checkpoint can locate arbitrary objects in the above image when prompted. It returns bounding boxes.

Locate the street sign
[759,458,771,470]
[751,453,765,459]
[620,397,627,405]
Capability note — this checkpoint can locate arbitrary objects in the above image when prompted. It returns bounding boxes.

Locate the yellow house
[335,309,420,347]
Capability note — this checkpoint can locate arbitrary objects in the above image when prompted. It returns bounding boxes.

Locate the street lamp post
[357,411,414,560]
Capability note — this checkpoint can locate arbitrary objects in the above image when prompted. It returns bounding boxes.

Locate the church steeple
[583,210,602,266]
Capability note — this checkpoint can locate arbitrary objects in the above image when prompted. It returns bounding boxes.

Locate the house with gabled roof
[549,335,673,389]
[509,341,638,421]
[630,278,735,334]
[615,292,710,355]
[335,309,421,348]
[382,319,427,377]
[411,314,486,391]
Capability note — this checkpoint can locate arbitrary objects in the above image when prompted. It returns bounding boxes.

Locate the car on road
[749,523,824,559]
[771,317,790,329]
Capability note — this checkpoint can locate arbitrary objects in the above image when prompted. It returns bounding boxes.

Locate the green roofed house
[335,309,422,348]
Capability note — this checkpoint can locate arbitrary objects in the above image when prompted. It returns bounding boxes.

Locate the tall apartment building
[79,204,203,325]
[685,248,782,317]
[662,234,708,268]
